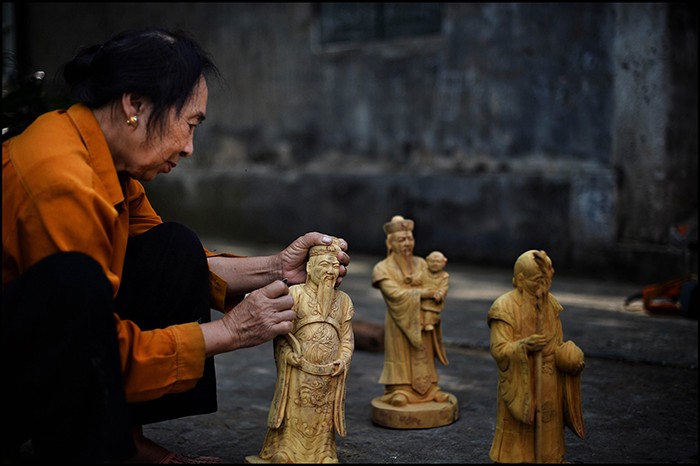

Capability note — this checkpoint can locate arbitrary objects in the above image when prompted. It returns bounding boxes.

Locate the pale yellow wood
[487,250,586,464]
[370,216,458,429]
[246,238,355,464]
[371,393,459,429]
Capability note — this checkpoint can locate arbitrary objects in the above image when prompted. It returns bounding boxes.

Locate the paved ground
[18,240,699,463]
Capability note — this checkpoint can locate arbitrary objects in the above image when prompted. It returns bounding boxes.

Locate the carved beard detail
[535,285,547,301]
[394,249,414,277]
[315,276,335,313]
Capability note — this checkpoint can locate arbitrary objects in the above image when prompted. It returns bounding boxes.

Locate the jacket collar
[66,103,125,209]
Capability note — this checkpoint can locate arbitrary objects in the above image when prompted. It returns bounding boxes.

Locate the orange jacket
[3,104,229,402]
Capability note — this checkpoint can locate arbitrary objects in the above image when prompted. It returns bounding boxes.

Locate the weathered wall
[7,2,697,282]
[611,3,698,280]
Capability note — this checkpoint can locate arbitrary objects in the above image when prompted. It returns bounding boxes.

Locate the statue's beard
[535,286,547,301]
[533,283,550,315]
[394,248,414,276]
[316,276,335,312]
[534,278,551,301]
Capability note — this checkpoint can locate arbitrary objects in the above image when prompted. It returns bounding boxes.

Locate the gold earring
[127,115,139,126]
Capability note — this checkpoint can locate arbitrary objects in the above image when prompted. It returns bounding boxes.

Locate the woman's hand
[278,232,349,288]
[207,232,350,298]
[201,279,296,356]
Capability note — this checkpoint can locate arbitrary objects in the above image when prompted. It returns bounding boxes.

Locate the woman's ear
[121,92,144,121]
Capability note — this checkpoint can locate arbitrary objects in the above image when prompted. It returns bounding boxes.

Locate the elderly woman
[2,27,349,464]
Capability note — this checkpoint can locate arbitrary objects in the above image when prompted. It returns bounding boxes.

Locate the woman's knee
[136,222,206,266]
[3,252,115,352]
[31,252,113,320]
[162,222,205,259]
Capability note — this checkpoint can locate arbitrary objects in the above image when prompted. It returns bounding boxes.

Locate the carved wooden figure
[370,215,458,429]
[487,249,585,463]
[421,251,449,331]
[246,238,354,463]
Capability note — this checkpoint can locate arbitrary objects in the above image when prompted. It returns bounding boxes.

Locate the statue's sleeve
[373,262,422,348]
[439,273,449,296]
[563,372,586,439]
[488,298,535,425]
[267,336,293,429]
[332,294,355,437]
[339,294,355,366]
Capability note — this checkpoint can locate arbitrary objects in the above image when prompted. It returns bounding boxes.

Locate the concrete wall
[6,2,697,282]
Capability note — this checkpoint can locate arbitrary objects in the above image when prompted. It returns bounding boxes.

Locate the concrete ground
[18,240,699,463]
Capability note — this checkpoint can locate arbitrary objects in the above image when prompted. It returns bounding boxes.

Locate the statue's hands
[331,359,346,376]
[278,233,349,288]
[433,290,445,303]
[421,287,437,299]
[286,351,301,367]
[522,333,547,353]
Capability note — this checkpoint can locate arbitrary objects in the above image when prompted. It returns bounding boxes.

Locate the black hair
[62,27,220,140]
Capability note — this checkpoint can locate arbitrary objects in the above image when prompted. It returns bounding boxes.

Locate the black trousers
[2,222,217,463]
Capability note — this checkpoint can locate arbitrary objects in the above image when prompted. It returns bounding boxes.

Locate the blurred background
[3,2,697,284]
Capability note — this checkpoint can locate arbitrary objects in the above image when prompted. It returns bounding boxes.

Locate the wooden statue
[421,251,449,332]
[246,238,354,463]
[370,215,458,429]
[487,249,585,463]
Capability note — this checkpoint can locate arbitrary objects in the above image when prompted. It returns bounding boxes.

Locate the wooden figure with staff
[487,250,585,463]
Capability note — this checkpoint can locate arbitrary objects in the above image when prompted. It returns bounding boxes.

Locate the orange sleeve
[116,315,206,403]
[204,248,246,312]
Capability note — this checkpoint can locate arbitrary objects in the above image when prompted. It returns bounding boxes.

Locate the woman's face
[120,76,208,181]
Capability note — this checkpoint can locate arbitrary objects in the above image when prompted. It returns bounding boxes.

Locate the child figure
[421,251,449,331]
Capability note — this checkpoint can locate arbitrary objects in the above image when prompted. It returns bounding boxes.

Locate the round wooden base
[244,455,266,463]
[371,393,459,429]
